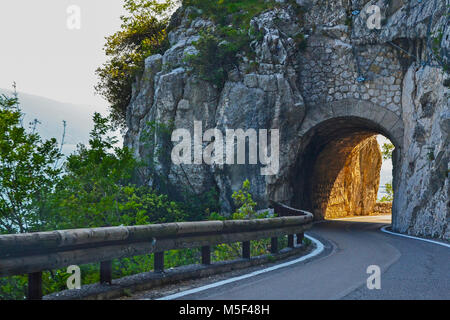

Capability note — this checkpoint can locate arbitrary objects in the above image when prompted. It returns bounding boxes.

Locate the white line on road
[156,234,325,300]
[381,226,450,248]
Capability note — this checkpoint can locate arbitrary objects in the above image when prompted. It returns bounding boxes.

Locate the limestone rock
[325,137,382,219]
[373,202,393,215]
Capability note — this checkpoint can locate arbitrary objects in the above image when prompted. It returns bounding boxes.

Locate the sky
[0,0,126,110]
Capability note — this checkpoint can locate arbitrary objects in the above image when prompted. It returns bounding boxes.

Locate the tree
[381,142,394,160]
[231,179,257,219]
[380,142,394,202]
[380,182,393,202]
[46,112,186,229]
[0,93,62,234]
[95,0,176,129]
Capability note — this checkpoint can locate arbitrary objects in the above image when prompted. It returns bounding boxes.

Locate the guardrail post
[296,232,304,245]
[271,237,278,254]
[242,241,251,259]
[100,261,112,284]
[27,272,42,300]
[154,252,164,272]
[288,234,295,248]
[201,246,211,265]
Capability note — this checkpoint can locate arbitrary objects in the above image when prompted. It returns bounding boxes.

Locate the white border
[381,226,450,248]
[156,234,325,300]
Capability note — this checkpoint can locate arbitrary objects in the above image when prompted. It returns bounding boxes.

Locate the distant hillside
[0,89,101,155]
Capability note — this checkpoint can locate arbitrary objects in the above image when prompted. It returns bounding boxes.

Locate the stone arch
[298,99,404,148]
[283,99,404,221]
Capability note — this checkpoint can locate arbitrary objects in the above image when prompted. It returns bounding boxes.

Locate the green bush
[209,179,284,262]
[231,179,257,219]
[185,31,241,88]
[183,0,278,88]
[183,0,277,26]
[184,0,307,87]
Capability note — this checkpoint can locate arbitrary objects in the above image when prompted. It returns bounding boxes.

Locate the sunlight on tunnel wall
[309,134,394,220]
[323,136,382,219]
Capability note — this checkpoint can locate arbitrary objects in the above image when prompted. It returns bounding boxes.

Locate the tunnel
[289,115,399,220]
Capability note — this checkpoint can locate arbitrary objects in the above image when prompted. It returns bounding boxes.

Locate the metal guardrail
[0,205,313,300]
[270,201,312,217]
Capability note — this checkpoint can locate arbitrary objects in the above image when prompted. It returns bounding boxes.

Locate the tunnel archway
[288,100,403,222]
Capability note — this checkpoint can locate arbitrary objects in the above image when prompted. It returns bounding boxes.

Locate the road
[170,215,450,300]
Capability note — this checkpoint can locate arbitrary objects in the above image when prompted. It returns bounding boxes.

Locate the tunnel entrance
[291,116,397,221]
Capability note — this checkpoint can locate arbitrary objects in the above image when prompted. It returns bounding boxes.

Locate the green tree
[380,142,394,202]
[0,93,62,234]
[231,179,257,219]
[380,182,393,202]
[95,0,175,128]
[185,28,250,88]
[381,142,394,160]
[211,179,282,262]
[45,112,137,228]
[46,113,186,229]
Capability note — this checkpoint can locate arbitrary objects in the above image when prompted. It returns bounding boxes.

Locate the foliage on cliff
[96,0,176,129]
[184,0,306,88]
[184,0,274,88]
[185,28,253,88]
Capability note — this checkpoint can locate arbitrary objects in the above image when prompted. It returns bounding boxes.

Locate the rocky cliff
[124,0,449,239]
[324,136,382,219]
[373,201,392,215]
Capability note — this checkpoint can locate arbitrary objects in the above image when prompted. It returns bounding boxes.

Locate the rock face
[394,64,450,239]
[124,0,449,239]
[324,136,382,219]
[373,202,393,215]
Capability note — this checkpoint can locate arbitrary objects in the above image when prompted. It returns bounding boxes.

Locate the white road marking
[155,234,325,300]
[381,226,450,248]
[332,215,392,222]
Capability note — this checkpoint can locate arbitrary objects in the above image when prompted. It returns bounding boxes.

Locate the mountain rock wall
[324,136,382,219]
[124,0,449,239]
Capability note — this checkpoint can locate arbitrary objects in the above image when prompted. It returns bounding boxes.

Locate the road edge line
[156,234,325,300]
[380,226,450,248]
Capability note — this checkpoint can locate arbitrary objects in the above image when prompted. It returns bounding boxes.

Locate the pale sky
[0,0,127,110]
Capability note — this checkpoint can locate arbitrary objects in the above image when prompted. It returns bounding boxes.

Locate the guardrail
[270,201,313,217]
[0,206,313,300]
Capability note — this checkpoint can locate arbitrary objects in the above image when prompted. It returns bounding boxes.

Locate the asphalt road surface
[172,215,450,300]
